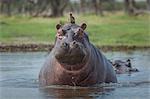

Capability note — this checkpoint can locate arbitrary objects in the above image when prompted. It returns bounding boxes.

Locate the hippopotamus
[39,13,117,87]
[112,59,139,74]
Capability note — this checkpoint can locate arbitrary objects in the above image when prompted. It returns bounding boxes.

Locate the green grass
[0,12,150,46]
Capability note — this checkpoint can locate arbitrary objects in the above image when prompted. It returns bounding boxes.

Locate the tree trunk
[80,0,86,13]
[110,0,116,12]
[92,0,103,16]
[0,2,4,14]
[124,0,130,13]
[93,0,98,15]
[124,0,136,15]
[31,0,50,17]
[147,0,150,11]
[0,0,12,16]
[6,1,11,16]
[98,0,103,16]
[50,0,69,17]
[51,7,62,17]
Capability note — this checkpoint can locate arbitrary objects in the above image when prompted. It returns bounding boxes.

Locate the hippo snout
[61,42,69,49]
[60,41,79,50]
[55,41,87,66]
[70,41,79,49]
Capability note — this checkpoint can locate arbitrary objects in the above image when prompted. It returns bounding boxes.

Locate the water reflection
[40,85,115,99]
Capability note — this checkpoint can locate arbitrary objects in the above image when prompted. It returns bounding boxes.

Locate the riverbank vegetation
[0,12,149,47]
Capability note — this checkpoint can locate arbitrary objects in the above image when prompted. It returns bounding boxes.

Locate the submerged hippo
[39,14,117,87]
[112,59,139,74]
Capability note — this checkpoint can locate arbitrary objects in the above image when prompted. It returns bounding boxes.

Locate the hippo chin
[39,14,117,87]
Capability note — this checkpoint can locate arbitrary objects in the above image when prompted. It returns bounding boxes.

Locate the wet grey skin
[112,59,139,74]
[39,15,117,87]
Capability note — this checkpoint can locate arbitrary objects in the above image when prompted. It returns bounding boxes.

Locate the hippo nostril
[71,41,79,48]
[61,42,68,48]
[73,41,76,45]
[74,43,79,48]
[63,42,68,46]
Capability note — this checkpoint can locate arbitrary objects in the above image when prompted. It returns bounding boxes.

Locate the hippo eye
[73,32,76,36]
[67,28,71,30]
[62,29,66,35]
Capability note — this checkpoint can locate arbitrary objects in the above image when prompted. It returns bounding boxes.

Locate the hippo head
[53,15,90,71]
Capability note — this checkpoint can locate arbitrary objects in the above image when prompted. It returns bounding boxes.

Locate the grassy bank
[0,12,150,46]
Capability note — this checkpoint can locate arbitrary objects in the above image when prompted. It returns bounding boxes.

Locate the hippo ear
[56,24,61,30]
[80,23,87,30]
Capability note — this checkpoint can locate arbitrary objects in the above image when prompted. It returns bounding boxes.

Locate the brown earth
[0,44,149,52]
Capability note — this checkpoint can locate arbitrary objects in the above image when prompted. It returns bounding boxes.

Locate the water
[0,50,150,99]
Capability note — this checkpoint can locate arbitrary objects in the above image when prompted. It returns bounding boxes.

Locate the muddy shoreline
[0,44,149,52]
